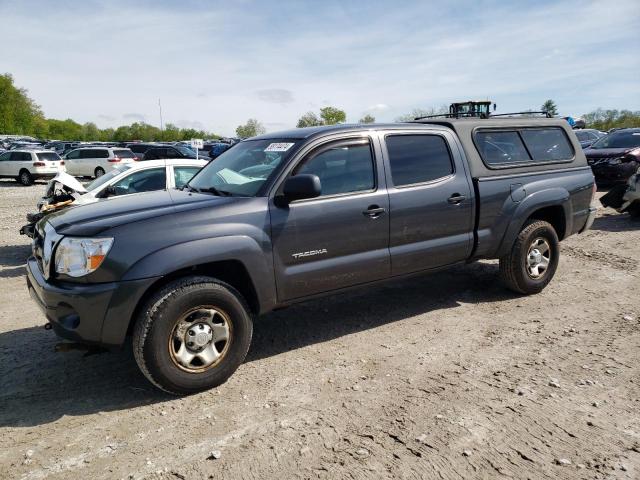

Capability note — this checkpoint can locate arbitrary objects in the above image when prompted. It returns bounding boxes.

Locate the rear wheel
[133,276,253,395]
[94,167,105,178]
[499,220,559,294]
[18,170,33,186]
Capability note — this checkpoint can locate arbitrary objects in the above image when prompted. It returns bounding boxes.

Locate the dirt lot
[0,180,638,480]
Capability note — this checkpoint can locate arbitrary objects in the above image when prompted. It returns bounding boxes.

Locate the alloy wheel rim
[526,237,551,279]
[168,306,232,373]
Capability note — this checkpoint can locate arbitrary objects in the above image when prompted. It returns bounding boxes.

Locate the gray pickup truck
[27,118,597,394]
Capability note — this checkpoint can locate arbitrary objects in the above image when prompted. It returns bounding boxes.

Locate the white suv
[63,147,136,178]
[0,150,65,186]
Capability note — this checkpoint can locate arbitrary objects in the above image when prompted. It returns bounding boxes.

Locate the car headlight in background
[55,237,113,277]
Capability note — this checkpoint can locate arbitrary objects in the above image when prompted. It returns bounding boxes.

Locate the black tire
[133,276,253,395]
[94,167,105,178]
[627,202,640,218]
[18,170,33,186]
[499,220,559,295]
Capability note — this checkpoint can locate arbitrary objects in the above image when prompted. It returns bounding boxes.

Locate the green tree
[359,114,375,124]
[582,108,640,131]
[319,106,346,125]
[296,111,323,128]
[541,99,558,116]
[0,73,46,135]
[236,118,266,139]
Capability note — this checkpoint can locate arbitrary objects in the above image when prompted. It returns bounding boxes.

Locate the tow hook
[44,322,52,330]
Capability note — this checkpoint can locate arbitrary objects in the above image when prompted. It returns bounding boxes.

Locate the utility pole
[158,98,164,137]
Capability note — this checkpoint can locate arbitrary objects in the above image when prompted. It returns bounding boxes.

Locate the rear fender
[495,188,571,257]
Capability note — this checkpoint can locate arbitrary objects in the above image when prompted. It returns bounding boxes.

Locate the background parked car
[585,128,640,185]
[0,149,65,185]
[574,129,605,149]
[63,146,137,178]
[35,158,206,214]
[142,144,198,160]
[126,142,158,159]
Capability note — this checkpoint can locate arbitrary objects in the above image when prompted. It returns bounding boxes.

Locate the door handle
[362,205,386,218]
[448,194,466,204]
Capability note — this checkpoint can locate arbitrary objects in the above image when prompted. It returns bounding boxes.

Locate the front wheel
[499,220,559,295]
[133,276,253,395]
[94,167,105,178]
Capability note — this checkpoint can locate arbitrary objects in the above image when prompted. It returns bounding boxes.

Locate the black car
[142,144,198,160]
[126,143,158,159]
[574,129,605,149]
[585,128,640,185]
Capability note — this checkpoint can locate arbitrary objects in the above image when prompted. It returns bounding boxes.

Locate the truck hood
[45,189,233,236]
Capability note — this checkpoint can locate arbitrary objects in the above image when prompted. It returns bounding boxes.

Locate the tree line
[2,73,639,142]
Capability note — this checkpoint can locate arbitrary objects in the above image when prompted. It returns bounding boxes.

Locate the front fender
[495,187,571,257]
[121,235,276,312]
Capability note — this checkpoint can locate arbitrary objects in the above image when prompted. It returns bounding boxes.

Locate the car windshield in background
[84,164,133,191]
[575,131,591,141]
[36,152,61,161]
[175,146,197,157]
[188,139,300,196]
[590,130,640,149]
[114,149,135,158]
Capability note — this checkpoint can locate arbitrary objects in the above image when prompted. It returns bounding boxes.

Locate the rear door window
[385,134,454,186]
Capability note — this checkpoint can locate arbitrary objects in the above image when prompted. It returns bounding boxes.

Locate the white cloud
[1,0,638,135]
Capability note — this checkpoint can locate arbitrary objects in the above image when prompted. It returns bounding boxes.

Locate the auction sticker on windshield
[264,143,295,152]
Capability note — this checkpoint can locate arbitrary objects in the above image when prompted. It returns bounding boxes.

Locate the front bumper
[26,257,158,347]
[590,162,637,185]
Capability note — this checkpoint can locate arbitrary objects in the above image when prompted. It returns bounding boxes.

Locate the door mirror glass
[282,174,321,202]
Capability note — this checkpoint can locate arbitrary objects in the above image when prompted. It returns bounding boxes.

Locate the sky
[1,0,639,136]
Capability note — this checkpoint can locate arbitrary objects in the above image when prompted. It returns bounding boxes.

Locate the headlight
[55,237,113,277]
[608,158,622,165]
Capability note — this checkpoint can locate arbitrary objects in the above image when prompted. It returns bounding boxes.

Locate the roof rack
[413,110,553,121]
[489,111,553,118]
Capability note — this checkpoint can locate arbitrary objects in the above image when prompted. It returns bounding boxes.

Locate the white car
[63,146,137,178]
[0,149,65,185]
[38,159,207,209]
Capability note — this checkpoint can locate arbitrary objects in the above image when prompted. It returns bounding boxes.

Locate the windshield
[84,164,133,191]
[575,131,591,141]
[590,130,640,149]
[188,139,300,196]
[175,145,197,157]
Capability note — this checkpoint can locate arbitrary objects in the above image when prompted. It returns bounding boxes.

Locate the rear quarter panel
[473,167,595,259]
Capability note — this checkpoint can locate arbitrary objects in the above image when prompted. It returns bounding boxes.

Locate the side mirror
[103,185,117,197]
[282,174,321,202]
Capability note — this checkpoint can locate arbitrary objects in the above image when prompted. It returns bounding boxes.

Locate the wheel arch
[496,188,571,257]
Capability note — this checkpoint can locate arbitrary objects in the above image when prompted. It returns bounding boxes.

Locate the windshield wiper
[185,184,233,196]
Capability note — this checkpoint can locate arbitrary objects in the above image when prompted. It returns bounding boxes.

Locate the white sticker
[265,142,295,152]
[633,133,640,136]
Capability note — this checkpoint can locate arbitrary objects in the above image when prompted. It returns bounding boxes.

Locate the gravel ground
[0,180,638,480]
